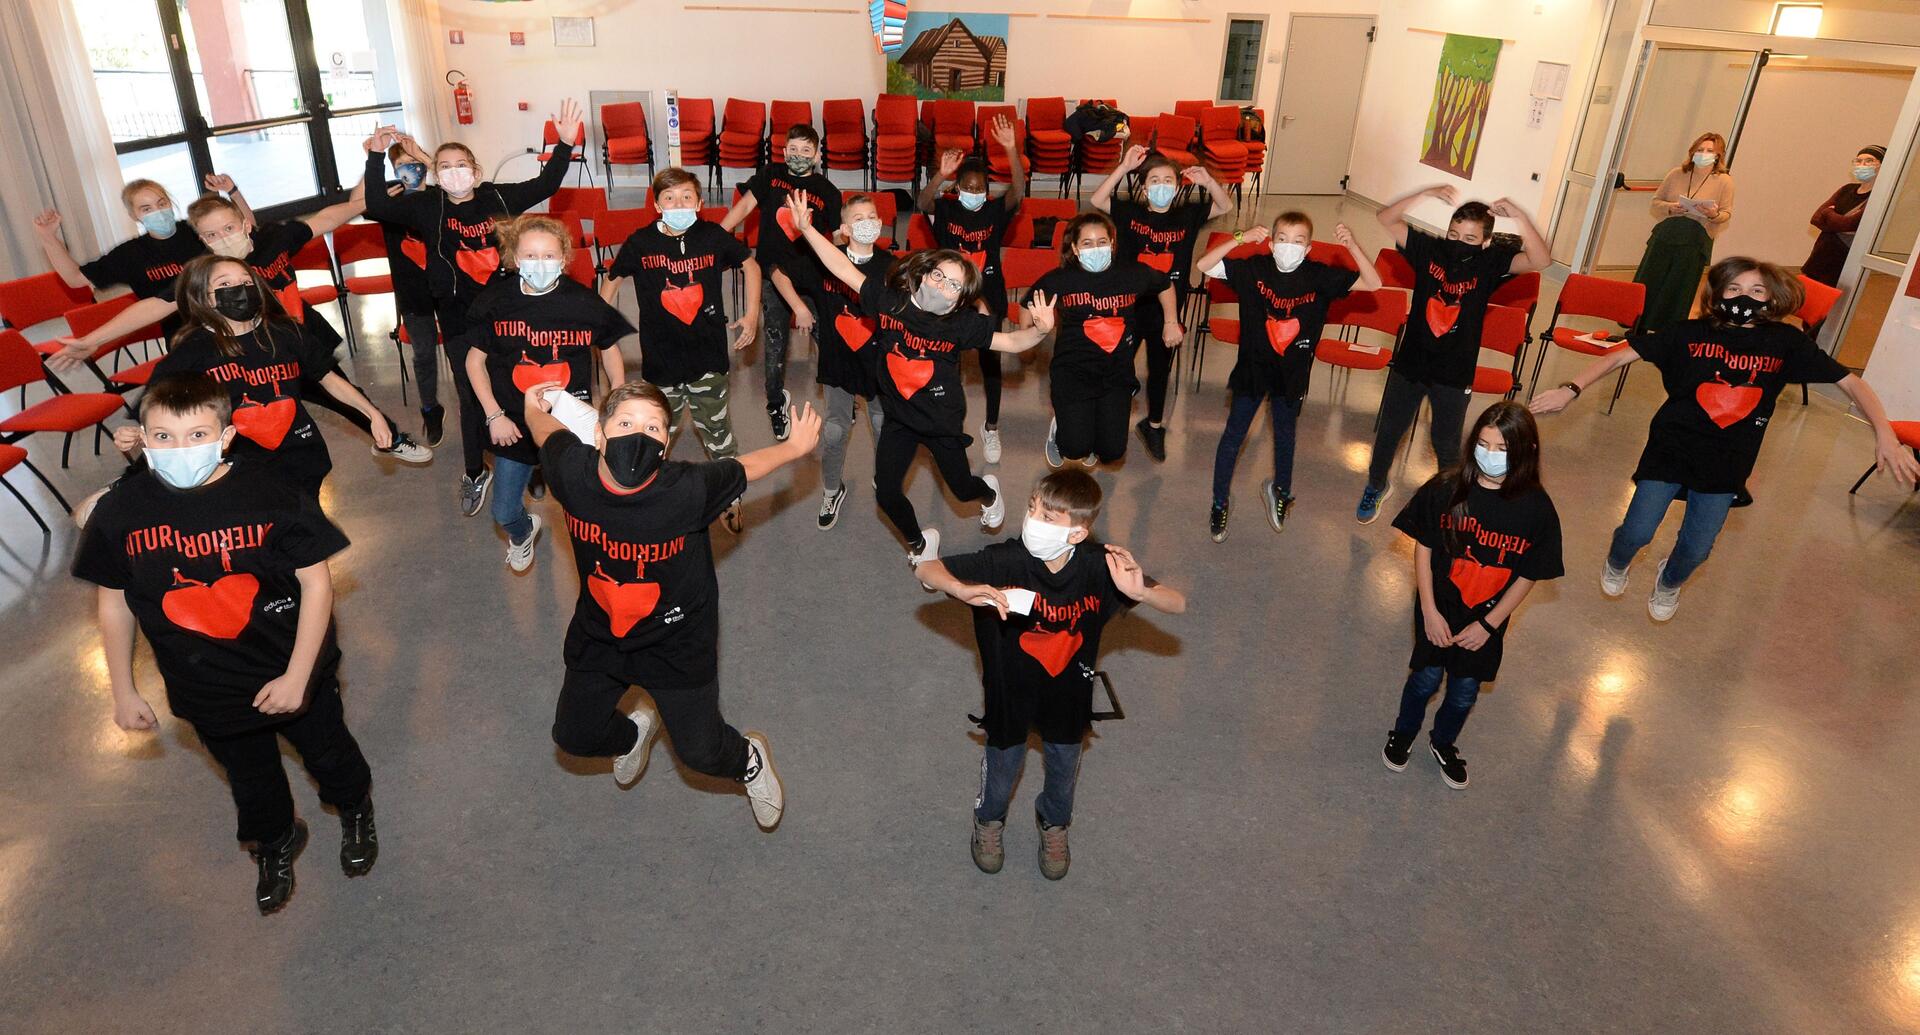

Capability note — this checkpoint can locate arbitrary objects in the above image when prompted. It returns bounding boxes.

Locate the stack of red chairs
[977,104,1025,184]
[1153,113,1200,168]
[1009,198,1077,249]
[1200,106,1249,202]
[1243,108,1268,195]
[1073,98,1124,196]
[1173,99,1212,121]
[769,99,813,137]
[872,94,920,187]
[599,101,654,183]
[1024,97,1073,194]
[718,98,767,183]
[925,99,977,160]
[822,99,869,185]
[676,97,717,186]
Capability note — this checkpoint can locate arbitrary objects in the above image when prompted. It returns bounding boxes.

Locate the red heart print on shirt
[275,282,306,321]
[775,207,801,241]
[588,563,660,637]
[660,281,705,325]
[1083,316,1126,353]
[1425,296,1461,337]
[400,236,429,269]
[161,570,259,640]
[1139,252,1174,274]
[835,312,874,351]
[1448,557,1512,610]
[1265,316,1301,354]
[455,245,501,285]
[232,396,296,450]
[512,358,571,394]
[1696,374,1763,428]
[1019,627,1084,678]
[886,349,935,397]
[963,250,988,272]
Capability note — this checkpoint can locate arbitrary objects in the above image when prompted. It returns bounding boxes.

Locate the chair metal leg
[21,458,72,511]
[1849,463,1878,494]
[1605,366,1630,415]
[0,476,49,534]
[61,433,73,468]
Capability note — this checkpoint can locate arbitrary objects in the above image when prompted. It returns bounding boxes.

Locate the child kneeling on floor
[913,470,1186,879]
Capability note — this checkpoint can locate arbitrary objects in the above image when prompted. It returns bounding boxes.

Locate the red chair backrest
[0,329,48,393]
[291,236,334,273]
[928,99,975,134]
[1027,97,1066,131]
[1796,274,1843,325]
[1010,199,1078,248]
[550,186,609,217]
[822,98,865,140]
[1155,114,1199,154]
[1128,115,1160,151]
[554,212,592,248]
[565,249,596,288]
[770,100,813,133]
[1201,230,1267,262]
[66,295,161,355]
[678,98,715,137]
[1375,249,1416,290]
[602,102,649,146]
[597,209,658,253]
[1202,106,1244,141]
[332,222,389,266]
[841,190,897,228]
[1326,290,1410,337]
[1000,248,1057,292]
[906,214,937,251]
[874,95,917,133]
[1479,304,1528,358]
[977,104,1017,131]
[1489,271,1540,312]
[0,272,97,330]
[723,98,766,133]
[1174,100,1211,121]
[1555,273,1645,328]
[1307,240,1359,272]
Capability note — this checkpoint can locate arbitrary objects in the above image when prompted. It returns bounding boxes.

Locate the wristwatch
[1232,230,1244,243]
[1561,381,1583,398]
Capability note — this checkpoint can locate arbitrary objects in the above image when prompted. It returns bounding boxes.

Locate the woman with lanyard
[1631,132,1734,336]
[1802,144,1884,287]
[359,104,583,518]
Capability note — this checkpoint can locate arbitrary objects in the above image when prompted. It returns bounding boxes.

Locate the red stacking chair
[1152,113,1200,169]
[565,248,596,289]
[63,295,163,399]
[1790,274,1847,404]
[0,328,124,468]
[1201,106,1249,201]
[822,99,869,183]
[599,101,654,183]
[593,208,659,266]
[550,186,609,219]
[0,442,59,534]
[1489,270,1541,371]
[925,99,977,159]
[1244,108,1268,195]
[769,99,813,137]
[1848,420,1920,495]
[1473,304,1529,398]
[1188,231,1268,388]
[873,94,920,188]
[1526,273,1644,413]
[1024,97,1073,194]
[1009,198,1078,249]
[1074,99,1124,196]
[0,271,94,341]
[541,121,588,183]
[718,98,768,185]
[332,222,395,299]
[1319,290,1409,383]
[977,104,1024,185]
[1000,247,1057,321]
[552,212,596,253]
[1375,249,1416,290]
[676,97,718,186]
[1174,100,1212,121]
[1306,240,1360,272]
[906,213,937,251]
[291,235,350,353]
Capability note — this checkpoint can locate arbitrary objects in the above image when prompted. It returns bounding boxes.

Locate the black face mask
[1443,238,1483,263]
[1714,294,1766,324]
[212,284,262,322]
[602,431,664,489]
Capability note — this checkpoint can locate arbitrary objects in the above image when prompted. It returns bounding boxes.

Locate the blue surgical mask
[1692,151,1716,168]
[1853,164,1878,182]
[519,258,563,292]
[1473,444,1508,479]
[660,207,699,233]
[958,191,988,212]
[1145,183,1177,209]
[396,162,427,191]
[139,209,178,238]
[148,440,224,489]
[1077,246,1112,274]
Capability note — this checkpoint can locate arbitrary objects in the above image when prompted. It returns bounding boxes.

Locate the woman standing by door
[1801,145,1885,287]
[1632,132,1734,335]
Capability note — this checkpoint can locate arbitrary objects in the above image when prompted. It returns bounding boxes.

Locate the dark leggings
[1366,369,1472,489]
[873,421,994,545]
[1140,289,1183,423]
[432,296,486,477]
[196,680,372,844]
[551,666,749,780]
[399,307,442,410]
[1053,388,1132,464]
[977,349,1002,426]
[1213,390,1304,505]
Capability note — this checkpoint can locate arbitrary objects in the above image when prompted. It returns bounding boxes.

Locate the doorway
[1266,14,1374,195]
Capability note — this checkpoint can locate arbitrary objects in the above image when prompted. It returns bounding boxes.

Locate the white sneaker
[612,705,658,785]
[1045,419,1062,468]
[742,732,784,830]
[375,433,433,464]
[1648,559,1681,622]
[505,513,543,572]
[1601,560,1630,598]
[981,424,1002,464]
[908,527,941,568]
[980,473,1004,530]
[1079,455,1098,468]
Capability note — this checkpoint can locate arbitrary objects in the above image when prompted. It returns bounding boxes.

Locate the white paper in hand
[545,389,600,444]
[1002,588,1037,616]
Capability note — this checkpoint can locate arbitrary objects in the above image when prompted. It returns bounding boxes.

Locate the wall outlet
[517,101,529,111]
[1531,172,1541,182]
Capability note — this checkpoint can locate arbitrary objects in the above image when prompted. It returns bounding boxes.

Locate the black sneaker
[339,797,378,877]
[817,484,848,530]
[421,405,445,448]
[1135,418,1167,462]
[768,389,792,442]
[1430,742,1468,789]
[528,468,547,501]
[1262,479,1294,533]
[1382,730,1414,771]
[1209,502,1229,543]
[460,470,492,517]
[252,818,309,914]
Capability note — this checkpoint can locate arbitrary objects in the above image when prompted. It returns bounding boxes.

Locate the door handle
[1281,114,1297,124]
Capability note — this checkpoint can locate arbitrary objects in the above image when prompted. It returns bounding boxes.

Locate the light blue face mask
[958,191,988,212]
[1145,183,1177,209]
[139,209,179,238]
[660,207,699,232]
[1077,245,1112,274]
[1474,443,1508,479]
[519,258,564,292]
[1853,164,1878,182]
[148,439,223,489]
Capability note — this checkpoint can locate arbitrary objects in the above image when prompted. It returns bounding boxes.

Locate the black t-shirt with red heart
[541,430,748,690]
[461,278,633,465]
[931,196,1015,314]
[1028,261,1165,404]
[1216,256,1360,400]
[81,229,204,339]
[1397,228,1520,388]
[153,320,340,496]
[941,539,1136,747]
[744,169,841,272]
[1628,318,1849,494]
[858,275,995,437]
[788,246,896,398]
[70,463,349,735]
[607,221,752,388]
[1393,476,1563,681]
[159,221,342,350]
[1111,198,1212,332]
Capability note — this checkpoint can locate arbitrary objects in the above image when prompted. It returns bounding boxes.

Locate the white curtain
[390,0,454,146]
[0,0,131,281]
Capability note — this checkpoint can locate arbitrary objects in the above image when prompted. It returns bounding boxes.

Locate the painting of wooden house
[889,13,1009,100]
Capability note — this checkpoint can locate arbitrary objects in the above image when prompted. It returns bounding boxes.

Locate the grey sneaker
[1045,418,1062,468]
[460,470,492,517]
[375,432,432,464]
[1648,559,1681,622]
[909,527,942,570]
[1036,814,1070,880]
[971,817,1005,874]
[505,513,543,572]
[1209,502,1229,543]
[980,474,1004,530]
[612,705,658,785]
[1601,559,1630,598]
[1262,479,1293,532]
[981,424,1002,464]
[742,732,784,830]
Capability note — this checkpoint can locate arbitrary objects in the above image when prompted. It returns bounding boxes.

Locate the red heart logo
[455,246,500,285]
[1695,376,1762,428]
[660,282,705,325]
[835,311,874,351]
[1019,627,1084,678]
[1139,252,1174,274]
[1448,557,1512,609]
[162,571,259,640]
[512,359,571,394]
[400,236,429,269]
[1083,316,1126,353]
[232,397,296,450]
[275,282,306,321]
[588,564,661,637]
[963,249,988,271]
[886,349,934,398]
[775,207,801,241]
[1425,296,1461,337]
[1266,316,1300,354]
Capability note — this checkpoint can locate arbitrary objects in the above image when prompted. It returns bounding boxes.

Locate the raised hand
[989,115,1017,150]
[1430,184,1461,206]
[32,209,60,238]
[553,99,585,146]
[524,380,565,413]
[1121,144,1150,172]
[1025,289,1056,333]
[1488,198,1520,220]
[1105,544,1147,601]
[204,173,237,194]
[937,149,965,181]
[786,190,815,230]
[1333,222,1357,248]
[1238,225,1271,245]
[1182,165,1213,186]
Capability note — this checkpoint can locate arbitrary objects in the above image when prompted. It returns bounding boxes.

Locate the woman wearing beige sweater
[1632,131,1735,334]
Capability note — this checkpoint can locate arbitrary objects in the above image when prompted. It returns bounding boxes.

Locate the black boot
[339,797,378,877]
[252,819,309,914]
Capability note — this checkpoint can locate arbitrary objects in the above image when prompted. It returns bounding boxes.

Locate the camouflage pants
[659,371,739,460]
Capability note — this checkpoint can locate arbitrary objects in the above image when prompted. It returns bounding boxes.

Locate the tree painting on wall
[1420,33,1501,178]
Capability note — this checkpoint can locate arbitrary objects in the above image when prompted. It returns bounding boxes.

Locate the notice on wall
[553,17,595,47]
[1531,61,1570,100]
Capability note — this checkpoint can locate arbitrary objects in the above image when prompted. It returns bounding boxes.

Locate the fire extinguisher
[448,70,473,126]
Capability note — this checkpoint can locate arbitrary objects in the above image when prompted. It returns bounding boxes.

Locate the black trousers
[873,422,994,544]
[1366,369,1473,488]
[976,348,1002,426]
[552,667,749,779]
[1054,388,1132,463]
[429,296,486,476]
[196,680,372,845]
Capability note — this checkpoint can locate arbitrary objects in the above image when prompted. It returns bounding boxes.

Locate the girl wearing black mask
[1532,257,1918,622]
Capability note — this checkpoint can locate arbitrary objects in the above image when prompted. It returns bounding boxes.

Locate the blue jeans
[1605,479,1734,588]
[1393,666,1481,747]
[1212,390,1303,507]
[491,456,536,542]
[975,740,1083,827]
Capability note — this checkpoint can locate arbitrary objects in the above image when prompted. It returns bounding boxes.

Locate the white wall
[1863,260,1920,419]
[1650,0,1920,45]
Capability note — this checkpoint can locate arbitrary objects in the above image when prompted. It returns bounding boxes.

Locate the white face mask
[1473,443,1508,479]
[1272,242,1308,272]
[439,166,477,195]
[1691,151,1715,169]
[1020,515,1077,561]
[849,219,884,245]
[147,440,224,489]
[207,233,251,260]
